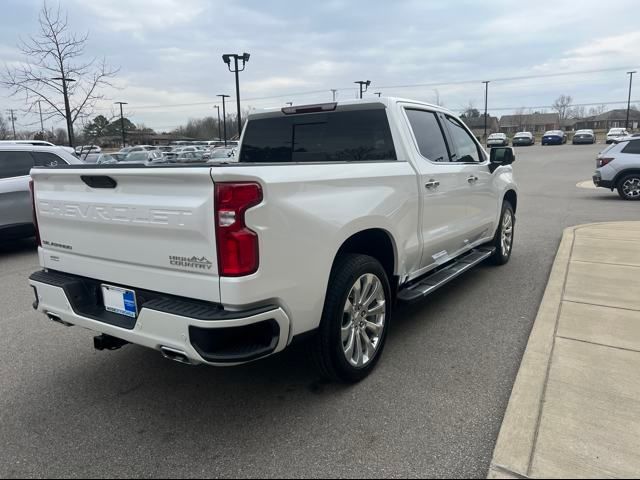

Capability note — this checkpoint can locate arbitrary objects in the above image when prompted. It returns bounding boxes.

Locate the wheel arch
[504,189,518,213]
[613,169,640,187]
[332,228,399,297]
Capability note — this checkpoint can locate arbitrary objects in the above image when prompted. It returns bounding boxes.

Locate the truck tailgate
[31,167,220,303]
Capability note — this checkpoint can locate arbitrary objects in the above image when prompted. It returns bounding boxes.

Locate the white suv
[593,137,640,200]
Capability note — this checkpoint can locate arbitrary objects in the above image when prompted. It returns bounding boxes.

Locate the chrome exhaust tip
[46,312,73,327]
[160,346,192,365]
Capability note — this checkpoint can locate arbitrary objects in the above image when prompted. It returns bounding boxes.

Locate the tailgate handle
[81,176,117,189]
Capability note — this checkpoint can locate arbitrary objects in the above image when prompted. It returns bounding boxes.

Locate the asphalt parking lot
[1,144,638,479]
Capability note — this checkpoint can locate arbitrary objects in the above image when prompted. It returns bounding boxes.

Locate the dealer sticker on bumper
[101,284,138,318]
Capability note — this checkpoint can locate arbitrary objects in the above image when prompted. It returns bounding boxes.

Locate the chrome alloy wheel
[501,210,514,255]
[622,178,640,199]
[341,273,386,367]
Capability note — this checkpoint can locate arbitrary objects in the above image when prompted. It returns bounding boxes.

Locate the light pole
[626,71,636,130]
[217,94,230,147]
[374,92,382,98]
[354,80,371,99]
[222,53,250,138]
[214,105,222,141]
[36,100,44,133]
[51,76,76,147]
[114,102,128,148]
[482,81,490,142]
[331,89,338,102]
[6,109,17,139]
[286,102,293,107]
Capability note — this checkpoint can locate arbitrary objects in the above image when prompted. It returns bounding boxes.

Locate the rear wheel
[489,201,515,265]
[311,254,391,383]
[617,174,640,201]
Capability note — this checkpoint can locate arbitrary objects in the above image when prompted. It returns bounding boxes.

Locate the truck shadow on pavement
[0,237,37,257]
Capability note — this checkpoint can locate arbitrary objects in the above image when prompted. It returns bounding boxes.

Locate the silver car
[0,145,81,241]
[593,136,640,200]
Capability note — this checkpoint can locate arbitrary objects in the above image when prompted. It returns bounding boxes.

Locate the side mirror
[490,147,515,171]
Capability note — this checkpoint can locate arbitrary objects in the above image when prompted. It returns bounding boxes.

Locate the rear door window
[0,151,35,179]
[405,109,450,162]
[240,109,397,163]
[31,151,68,167]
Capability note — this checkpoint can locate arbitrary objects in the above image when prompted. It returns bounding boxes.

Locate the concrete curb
[487,222,635,479]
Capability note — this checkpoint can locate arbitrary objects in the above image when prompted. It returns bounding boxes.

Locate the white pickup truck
[29,98,518,382]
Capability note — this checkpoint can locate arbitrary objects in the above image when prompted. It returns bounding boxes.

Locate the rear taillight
[28,179,41,247]
[598,157,615,168]
[215,182,263,277]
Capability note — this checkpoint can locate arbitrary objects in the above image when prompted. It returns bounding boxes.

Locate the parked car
[75,145,102,155]
[512,132,535,147]
[121,145,157,154]
[175,151,205,163]
[28,97,518,382]
[82,153,121,164]
[163,146,200,161]
[572,129,596,145]
[1,145,81,241]
[121,151,166,165]
[205,147,237,162]
[487,133,509,147]
[542,130,567,145]
[606,128,630,144]
[593,136,640,200]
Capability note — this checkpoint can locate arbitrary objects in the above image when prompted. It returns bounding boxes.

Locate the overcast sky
[1,0,639,132]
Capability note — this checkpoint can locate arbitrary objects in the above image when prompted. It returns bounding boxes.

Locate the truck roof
[249,97,451,119]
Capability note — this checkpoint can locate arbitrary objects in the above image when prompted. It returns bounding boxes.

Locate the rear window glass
[622,140,640,154]
[240,109,397,163]
[0,151,35,179]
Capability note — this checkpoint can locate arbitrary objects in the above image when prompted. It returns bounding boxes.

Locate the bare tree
[1,3,118,147]
[569,105,586,119]
[0,113,8,140]
[461,101,480,119]
[587,104,607,117]
[552,95,573,123]
[513,107,528,131]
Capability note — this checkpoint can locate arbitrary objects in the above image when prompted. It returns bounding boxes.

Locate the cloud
[70,0,207,33]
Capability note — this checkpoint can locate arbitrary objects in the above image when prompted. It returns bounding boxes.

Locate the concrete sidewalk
[489,222,640,479]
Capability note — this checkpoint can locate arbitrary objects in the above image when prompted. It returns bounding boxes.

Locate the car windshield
[610,129,625,134]
[515,133,531,137]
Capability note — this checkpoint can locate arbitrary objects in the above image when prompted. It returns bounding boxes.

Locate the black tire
[311,254,392,383]
[617,174,640,201]
[488,201,515,265]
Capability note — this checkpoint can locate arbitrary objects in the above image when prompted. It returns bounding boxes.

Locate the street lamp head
[242,53,250,63]
[222,54,232,65]
[365,80,371,87]
[114,101,128,105]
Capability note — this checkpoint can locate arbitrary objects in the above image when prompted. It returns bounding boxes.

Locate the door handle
[425,180,440,190]
[467,176,479,184]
